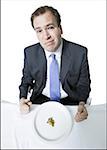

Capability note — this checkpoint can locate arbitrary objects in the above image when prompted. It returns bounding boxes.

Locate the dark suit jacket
[19,38,91,105]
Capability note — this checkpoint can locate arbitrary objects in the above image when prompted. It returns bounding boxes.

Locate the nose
[43,30,51,40]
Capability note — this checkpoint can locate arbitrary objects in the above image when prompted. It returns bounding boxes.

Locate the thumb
[78,105,84,113]
[27,101,32,106]
[24,99,30,103]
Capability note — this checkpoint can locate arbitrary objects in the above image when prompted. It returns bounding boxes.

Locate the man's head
[31,6,63,52]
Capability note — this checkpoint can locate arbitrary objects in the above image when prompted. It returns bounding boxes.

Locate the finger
[20,99,29,105]
[75,110,88,121]
[80,107,88,118]
[78,109,88,117]
[20,104,30,114]
[75,114,82,122]
[75,113,87,122]
[75,117,87,122]
[27,101,32,106]
[78,105,88,115]
[24,99,31,103]
[83,106,88,115]
[78,112,88,120]
[79,113,88,120]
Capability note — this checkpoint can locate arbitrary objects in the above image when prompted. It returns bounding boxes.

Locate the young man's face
[33,11,63,52]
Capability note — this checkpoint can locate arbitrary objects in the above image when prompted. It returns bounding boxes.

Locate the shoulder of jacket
[24,43,41,50]
[63,38,87,51]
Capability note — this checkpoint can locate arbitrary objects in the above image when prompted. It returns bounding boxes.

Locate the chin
[46,46,56,52]
[46,49,55,52]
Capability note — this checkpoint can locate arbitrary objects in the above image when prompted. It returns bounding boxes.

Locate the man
[19,6,91,122]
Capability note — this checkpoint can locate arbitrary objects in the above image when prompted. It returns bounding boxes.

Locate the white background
[1,0,106,104]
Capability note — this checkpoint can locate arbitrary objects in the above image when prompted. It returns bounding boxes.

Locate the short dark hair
[31,6,61,29]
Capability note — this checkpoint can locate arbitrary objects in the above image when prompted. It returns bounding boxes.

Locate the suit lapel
[38,46,47,85]
[60,39,73,83]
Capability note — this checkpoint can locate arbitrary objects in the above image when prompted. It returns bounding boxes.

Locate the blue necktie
[50,54,60,101]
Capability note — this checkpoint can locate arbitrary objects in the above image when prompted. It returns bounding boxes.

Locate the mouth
[45,40,54,46]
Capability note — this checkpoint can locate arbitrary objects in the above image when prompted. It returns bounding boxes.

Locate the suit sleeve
[19,48,33,99]
[64,48,91,103]
[76,48,91,102]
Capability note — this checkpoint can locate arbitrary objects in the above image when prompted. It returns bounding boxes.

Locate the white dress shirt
[42,39,68,98]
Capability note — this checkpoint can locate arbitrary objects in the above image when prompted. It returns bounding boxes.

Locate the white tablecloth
[1,102,106,149]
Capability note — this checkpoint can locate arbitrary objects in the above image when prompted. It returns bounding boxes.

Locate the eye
[48,26,54,30]
[36,29,42,33]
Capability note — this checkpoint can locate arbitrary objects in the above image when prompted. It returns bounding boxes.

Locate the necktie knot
[50,54,56,59]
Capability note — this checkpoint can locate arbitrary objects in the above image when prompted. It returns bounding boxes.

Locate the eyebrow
[35,23,55,30]
[46,23,55,27]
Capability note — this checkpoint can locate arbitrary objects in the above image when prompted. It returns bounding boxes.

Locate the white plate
[34,101,73,143]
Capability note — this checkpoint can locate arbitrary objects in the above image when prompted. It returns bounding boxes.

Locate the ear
[59,25,63,34]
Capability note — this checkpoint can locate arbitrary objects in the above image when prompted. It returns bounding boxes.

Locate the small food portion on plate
[47,117,55,127]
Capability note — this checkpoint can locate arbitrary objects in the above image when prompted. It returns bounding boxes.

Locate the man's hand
[19,98,32,114]
[75,101,88,122]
